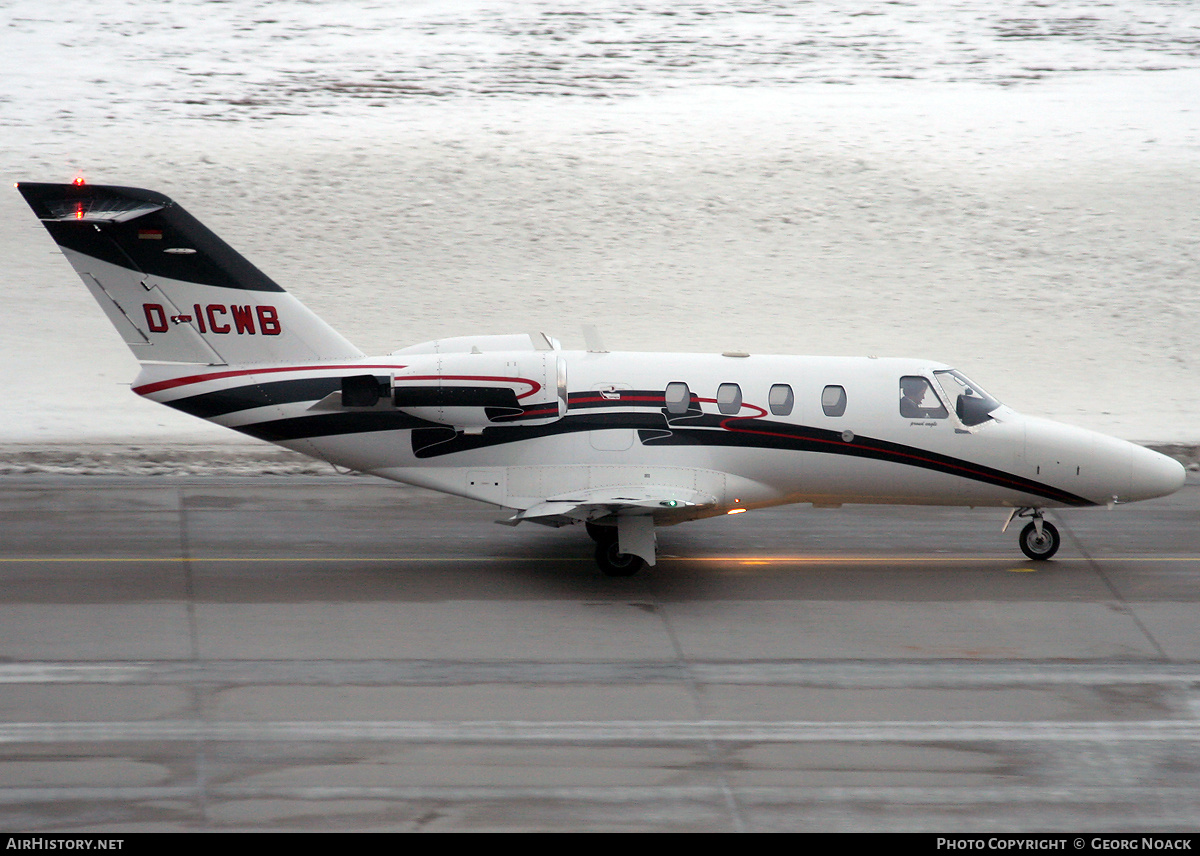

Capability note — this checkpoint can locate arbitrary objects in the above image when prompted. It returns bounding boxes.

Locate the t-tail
[17,181,362,366]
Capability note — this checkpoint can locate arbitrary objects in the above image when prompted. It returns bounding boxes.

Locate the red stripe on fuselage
[133,365,408,396]
[570,395,665,406]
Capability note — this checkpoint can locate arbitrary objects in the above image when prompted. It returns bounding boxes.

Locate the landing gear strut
[1007,508,1061,560]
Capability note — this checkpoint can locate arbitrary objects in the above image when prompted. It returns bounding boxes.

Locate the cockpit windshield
[934,370,1002,427]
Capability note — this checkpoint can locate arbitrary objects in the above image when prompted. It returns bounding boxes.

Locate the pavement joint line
[4,661,1200,685]
[2,784,1199,805]
[3,720,1200,743]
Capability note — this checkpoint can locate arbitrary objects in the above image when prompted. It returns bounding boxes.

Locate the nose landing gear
[1005,508,1061,560]
[1019,519,1061,560]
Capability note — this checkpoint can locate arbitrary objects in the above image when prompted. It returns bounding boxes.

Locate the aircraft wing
[498,486,718,527]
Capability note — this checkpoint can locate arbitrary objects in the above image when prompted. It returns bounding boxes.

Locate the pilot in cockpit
[899,377,947,419]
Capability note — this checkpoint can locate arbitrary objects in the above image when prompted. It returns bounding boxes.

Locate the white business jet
[17,181,1186,575]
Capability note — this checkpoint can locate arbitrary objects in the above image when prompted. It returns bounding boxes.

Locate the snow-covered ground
[2,1,1197,453]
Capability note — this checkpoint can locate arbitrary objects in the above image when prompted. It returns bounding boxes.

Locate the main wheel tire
[585,521,619,545]
[595,541,646,577]
[1019,520,1060,560]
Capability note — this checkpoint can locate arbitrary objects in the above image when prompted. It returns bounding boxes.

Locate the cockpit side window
[934,369,1001,426]
[899,376,948,419]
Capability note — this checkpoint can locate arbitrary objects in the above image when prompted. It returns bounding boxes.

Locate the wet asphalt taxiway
[0,474,1197,832]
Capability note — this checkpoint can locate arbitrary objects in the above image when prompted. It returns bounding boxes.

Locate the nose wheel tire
[595,541,646,576]
[1019,520,1061,560]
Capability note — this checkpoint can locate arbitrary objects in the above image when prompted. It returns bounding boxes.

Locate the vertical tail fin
[17,182,363,366]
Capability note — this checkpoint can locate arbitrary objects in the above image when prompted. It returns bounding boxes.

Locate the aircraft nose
[1126,444,1187,502]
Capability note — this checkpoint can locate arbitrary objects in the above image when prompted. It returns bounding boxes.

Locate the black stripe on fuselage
[485,392,669,423]
[164,382,678,422]
[234,411,436,443]
[401,412,1092,506]
[157,382,1093,506]
[157,378,437,440]
[163,377,345,419]
[642,423,1093,507]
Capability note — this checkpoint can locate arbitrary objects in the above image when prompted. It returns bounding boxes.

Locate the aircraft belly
[367,462,777,513]
[305,431,418,474]
[306,426,598,484]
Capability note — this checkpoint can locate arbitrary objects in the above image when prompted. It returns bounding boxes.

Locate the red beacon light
[72,175,85,187]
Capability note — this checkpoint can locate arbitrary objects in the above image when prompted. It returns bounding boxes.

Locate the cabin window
[716,383,742,415]
[769,384,794,416]
[664,382,691,415]
[899,376,948,419]
[821,385,847,417]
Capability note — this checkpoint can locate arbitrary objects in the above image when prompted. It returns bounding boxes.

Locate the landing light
[727,508,747,515]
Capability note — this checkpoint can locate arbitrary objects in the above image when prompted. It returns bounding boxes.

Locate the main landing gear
[586,521,648,577]
[1006,508,1061,560]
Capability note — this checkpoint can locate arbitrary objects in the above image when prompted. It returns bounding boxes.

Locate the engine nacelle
[391,350,567,430]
